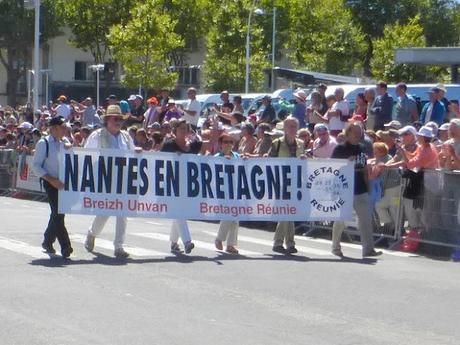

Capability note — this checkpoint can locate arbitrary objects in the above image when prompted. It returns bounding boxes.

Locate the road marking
[133,232,263,256]
[0,236,49,259]
[294,236,418,257]
[70,234,172,257]
[146,221,165,226]
[201,231,332,256]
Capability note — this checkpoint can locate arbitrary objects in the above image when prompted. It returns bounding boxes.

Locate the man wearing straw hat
[83,105,138,258]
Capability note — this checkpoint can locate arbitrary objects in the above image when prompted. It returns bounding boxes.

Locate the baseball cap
[439,123,450,131]
[399,125,417,136]
[128,94,137,101]
[17,122,33,130]
[48,116,66,127]
[384,120,402,130]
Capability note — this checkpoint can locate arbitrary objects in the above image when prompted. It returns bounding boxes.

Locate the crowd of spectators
[1,81,460,242]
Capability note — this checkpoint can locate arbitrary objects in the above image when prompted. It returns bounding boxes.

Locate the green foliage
[286,0,365,75]
[371,16,430,82]
[203,0,271,92]
[419,0,460,46]
[0,0,61,105]
[108,1,183,90]
[54,0,133,63]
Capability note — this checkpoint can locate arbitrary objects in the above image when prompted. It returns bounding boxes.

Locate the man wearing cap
[52,95,71,120]
[32,116,73,258]
[125,94,145,128]
[83,105,137,258]
[420,88,445,126]
[257,96,276,125]
[312,124,337,158]
[371,81,394,131]
[436,84,451,120]
[182,87,201,130]
[394,83,418,126]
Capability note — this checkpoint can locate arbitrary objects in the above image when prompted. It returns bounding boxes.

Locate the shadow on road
[28,251,378,267]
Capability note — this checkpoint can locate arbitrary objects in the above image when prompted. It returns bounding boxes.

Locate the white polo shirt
[183,99,201,126]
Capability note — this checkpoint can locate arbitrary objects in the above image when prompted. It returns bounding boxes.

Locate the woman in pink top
[388,126,439,171]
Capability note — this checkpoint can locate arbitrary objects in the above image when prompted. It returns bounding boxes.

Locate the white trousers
[375,186,400,225]
[332,193,375,255]
[170,219,192,245]
[89,216,127,250]
[216,221,238,247]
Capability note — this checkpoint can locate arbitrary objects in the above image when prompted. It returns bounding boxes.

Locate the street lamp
[89,64,105,108]
[40,69,52,105]
[245,6,277,93]
[24,0,41,111]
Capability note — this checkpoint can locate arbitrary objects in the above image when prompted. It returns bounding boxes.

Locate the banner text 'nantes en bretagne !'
[58,148,355,221]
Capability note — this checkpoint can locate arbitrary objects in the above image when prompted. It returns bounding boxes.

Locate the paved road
[0,196,459,345]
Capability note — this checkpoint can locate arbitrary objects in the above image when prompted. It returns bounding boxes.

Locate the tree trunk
[363,36,373,77]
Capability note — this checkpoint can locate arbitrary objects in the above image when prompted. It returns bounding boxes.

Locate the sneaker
[286,246,298,254]
[272,245,286,254]
[170,242,182,253]
[332,248,344,257]
[184,241,195,254]
[114,248,130,258]
[363,250,383,258]
[225,246,239,254]
[61,246,73,258]
[215,239,223,250]
[42,242,56,254]
[84,234,95,252]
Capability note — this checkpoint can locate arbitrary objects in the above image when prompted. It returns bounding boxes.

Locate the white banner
[16,155,44,193]
[59,148,355,221]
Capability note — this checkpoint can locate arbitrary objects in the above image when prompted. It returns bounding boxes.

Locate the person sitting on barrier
[268,116,307,254]
[214,133,241,254]
[331,122,382,258]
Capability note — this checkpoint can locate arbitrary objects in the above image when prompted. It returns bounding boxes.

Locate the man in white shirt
[312,123,337,158]
[182,87,201,129]
[84,105,137,258]
[327,88,349,136]
[53,95,71,120]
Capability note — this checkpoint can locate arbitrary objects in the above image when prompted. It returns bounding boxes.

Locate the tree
[419,0,459,47]
[203,0,270,92]
[0,0,60,106]
[286,0,365,76]
[371,16,431,82]
[155,0,211,68]
[345,0,421,76]
[108,1,183,91]
[54,0,133,94]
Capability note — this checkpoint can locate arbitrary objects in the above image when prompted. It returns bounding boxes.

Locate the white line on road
[294,235,417,257]
[70,234,172,257]
[146,221,165,226]
[202,230,331,256]
[133,232,263,256]
[0,236,49,259]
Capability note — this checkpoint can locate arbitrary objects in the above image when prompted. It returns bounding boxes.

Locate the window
[177,66,200,85]
[74,62,87,81]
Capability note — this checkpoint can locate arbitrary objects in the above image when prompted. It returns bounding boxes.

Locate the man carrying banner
[32,116,73,258]
[268,116,306,254]
[161,118,201,254]
[83,105,137,258]
[331,122,382,258]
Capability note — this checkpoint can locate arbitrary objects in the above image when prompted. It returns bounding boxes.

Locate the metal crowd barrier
[297,168,460,257]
